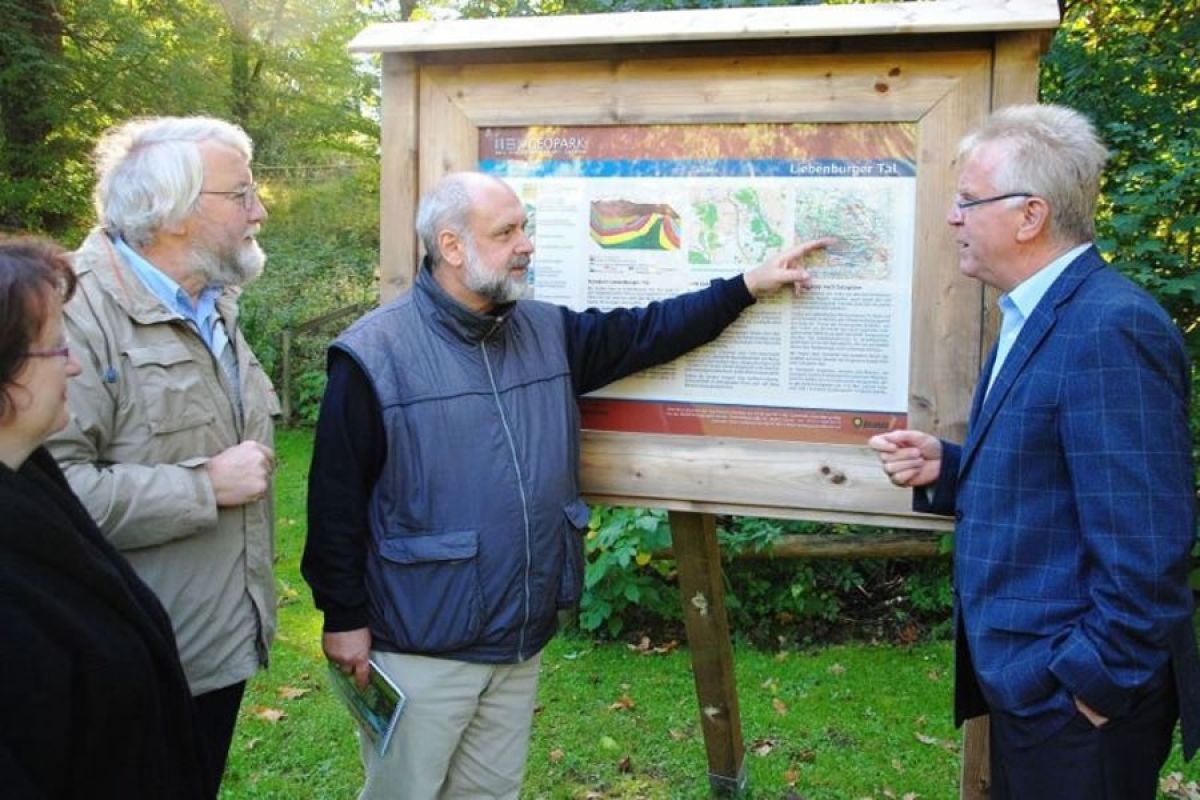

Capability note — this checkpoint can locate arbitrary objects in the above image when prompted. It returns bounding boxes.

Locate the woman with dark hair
[0,236,211,798]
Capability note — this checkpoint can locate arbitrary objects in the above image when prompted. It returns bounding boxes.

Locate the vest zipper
[480,335,533,661]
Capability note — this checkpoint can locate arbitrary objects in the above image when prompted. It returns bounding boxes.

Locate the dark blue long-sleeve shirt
[303,274,755,632]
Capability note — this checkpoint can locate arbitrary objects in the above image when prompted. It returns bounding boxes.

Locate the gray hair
[93,117,254,248]
[958,104,1108,244]
[415,173,510,264]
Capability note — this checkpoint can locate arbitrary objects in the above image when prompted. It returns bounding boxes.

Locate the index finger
[787,236,840,260]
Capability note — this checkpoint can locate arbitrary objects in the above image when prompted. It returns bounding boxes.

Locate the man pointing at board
[303,170,833,799]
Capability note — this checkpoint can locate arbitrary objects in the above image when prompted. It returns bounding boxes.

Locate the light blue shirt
[113,235,229,358]
[986,242,1091,394]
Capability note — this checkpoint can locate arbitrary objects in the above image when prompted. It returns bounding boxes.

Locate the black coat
[0,447,211,799]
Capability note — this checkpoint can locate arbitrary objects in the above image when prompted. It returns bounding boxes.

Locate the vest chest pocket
[124,344,216,434]
[374,529,483,653]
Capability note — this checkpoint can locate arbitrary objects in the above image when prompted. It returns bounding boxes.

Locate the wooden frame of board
[352,0,1056,531]
[352,4,1058,795]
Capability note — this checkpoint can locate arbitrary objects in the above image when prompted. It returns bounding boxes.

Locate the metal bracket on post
[708,763,749,797]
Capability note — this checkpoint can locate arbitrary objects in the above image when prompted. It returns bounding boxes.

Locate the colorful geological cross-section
[589,199,682,250]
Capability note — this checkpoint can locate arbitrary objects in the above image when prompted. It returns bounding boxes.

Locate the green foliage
[718,514,796,555]
[0,0,380,237]
[577,507,952,645]
[579,506,679,636]
[239,167,379,420]
[293,370,331,426]
[1042,0,1200,354]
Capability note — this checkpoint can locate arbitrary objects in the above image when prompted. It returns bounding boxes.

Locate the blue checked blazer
[917,246,1200,757]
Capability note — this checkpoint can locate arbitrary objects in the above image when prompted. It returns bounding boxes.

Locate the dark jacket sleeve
[301,349,384,632]
[913,440,960,517]
[563,274,755,395]
[0,746,37,799]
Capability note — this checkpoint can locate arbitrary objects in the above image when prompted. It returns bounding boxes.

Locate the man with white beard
[304,171,833,799]
[48,116,279,798]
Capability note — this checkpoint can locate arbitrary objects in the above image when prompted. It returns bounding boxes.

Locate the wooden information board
[352,3,1059,795]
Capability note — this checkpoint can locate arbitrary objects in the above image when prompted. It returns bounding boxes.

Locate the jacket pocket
[556,498,590,608]
[976,596,1081,711]
[374,529,483,653]
[124,344,216,434]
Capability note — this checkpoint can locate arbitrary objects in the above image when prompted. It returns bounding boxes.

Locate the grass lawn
[220,428,1200,799]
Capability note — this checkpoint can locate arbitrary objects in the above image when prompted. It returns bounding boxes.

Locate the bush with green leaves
[578,505,952,645]
[579,506,680,636]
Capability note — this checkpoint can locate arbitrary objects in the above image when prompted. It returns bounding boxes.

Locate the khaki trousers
[359,650,542,800]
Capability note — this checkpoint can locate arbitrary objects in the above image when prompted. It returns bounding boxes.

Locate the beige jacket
[48,229,278,695]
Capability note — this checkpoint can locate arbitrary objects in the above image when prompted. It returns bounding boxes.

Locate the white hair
[415,172,514,264]
[958,104,1109,244]
[93,117,254,247]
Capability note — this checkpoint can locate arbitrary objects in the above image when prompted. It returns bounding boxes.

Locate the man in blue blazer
[870,104,1200,798]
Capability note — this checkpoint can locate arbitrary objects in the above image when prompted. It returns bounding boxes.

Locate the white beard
[193,238,265,288]
[463,238,530,305]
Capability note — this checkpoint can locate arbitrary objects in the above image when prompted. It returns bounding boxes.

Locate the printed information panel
[480,123,915,444]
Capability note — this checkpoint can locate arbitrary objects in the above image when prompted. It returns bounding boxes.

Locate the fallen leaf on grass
[828,663,846,676]
[243,737,261,751]
[277,686,310,700]
[914,732,958,752]
[669,728,690,741]
[626,635,678,655]
[252,706,286,723]
[548,748,564,763]
[609,694,636,711]
[783,767,800,786]
[761,677,779,693]
[617,756,633,773]
[772,697,789,716]
[749,737,777,757]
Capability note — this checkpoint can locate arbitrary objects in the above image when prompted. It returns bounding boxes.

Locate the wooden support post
[960,715,991,799]
[669,510,747,797]
[280,328,292,425]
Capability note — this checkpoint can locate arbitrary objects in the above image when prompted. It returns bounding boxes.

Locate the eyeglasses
[200,183,260,211]
[953,192,1034,210]
[24,345,70,360]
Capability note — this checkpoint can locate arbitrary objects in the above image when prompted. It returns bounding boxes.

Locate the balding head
[415,172,516,265]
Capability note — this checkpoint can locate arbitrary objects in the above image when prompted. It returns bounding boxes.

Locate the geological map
[687,185,787,268]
